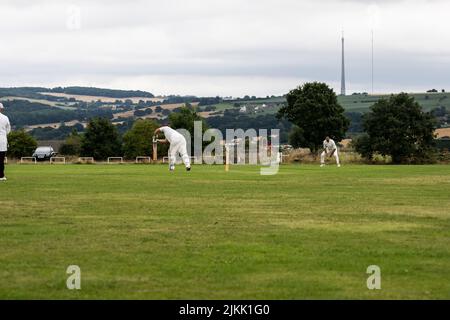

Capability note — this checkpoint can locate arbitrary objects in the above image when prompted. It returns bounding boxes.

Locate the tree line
[6,107,207,160]
[3,100,114,127]
[5,82,444,164]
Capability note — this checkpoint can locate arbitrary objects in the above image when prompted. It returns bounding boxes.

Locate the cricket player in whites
[0,103,11,181]
[154,126,191,171]
[320,136,341,167]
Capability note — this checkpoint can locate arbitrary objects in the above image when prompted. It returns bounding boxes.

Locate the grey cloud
[0,0,449,95]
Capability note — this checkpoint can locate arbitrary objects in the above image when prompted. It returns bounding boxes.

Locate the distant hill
[46,86,154,99]
[338,92,450,112]
[1,86,448,142]
[2,87,447,113]
[203,92,450,115]
[0,86,154,99]
[0,87,52,100]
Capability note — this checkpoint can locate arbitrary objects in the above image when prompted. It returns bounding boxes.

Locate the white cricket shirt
[0,113,11,152]
[323,139,337,153]
[159,126,184,143]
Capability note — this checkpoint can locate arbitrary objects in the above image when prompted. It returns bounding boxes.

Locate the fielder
[154,126,191,171]
[0,103,11,181]
[320,136,340,167]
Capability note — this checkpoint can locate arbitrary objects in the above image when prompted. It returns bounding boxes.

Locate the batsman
[154,126,191,172]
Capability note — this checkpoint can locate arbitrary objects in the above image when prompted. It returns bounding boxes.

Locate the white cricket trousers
[169,137,191,168]
[321,150,340,165]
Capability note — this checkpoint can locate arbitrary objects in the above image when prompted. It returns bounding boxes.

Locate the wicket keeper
[320,136,341,167]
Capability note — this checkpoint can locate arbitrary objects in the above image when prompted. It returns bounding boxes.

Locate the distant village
[237,103,282,115]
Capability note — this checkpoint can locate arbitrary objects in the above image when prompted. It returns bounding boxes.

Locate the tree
[277,82,350,153]
[431,106,446,118]
[288,126,306,148]
[7,130,37,158]
[134,108,153,117]
[167,107,210,153]
[122,119,159,159]
[354,93,437,164]
[80,118,122,160]
[169,107,208,141]
[60,129,82,156]
[206,111,292,143]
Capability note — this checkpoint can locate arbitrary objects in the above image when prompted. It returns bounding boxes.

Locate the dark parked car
[32,146,57,161]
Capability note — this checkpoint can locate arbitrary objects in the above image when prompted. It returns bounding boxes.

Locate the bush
[122,119,159,159]
[438,150,450,163]
[80,118,122,160]
[60,130,82,156]
[288,126,306,149]
[7,130,38,158]
[355,93,437,164]
[283,149,362,164]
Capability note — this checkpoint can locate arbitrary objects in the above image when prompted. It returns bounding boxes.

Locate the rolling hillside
[202,92,450,116]
[339,92,450,112]
[0,87,448,142]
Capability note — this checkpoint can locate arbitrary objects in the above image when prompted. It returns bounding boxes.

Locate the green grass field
[1,164,449,299]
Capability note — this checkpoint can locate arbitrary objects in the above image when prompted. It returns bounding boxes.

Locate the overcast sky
[0,0,449,97]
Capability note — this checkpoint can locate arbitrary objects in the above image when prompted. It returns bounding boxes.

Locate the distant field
[112,103,199,120]
[0,96,76,109]
[0,164,449,299]
[206,93,450,115]
[25,120,86,131]
[5,92,447,124]
[210,102,236,111]
[338,93,450,113]
[436,128,450,139]
[23,102,201,130]
[41,92,164,104]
